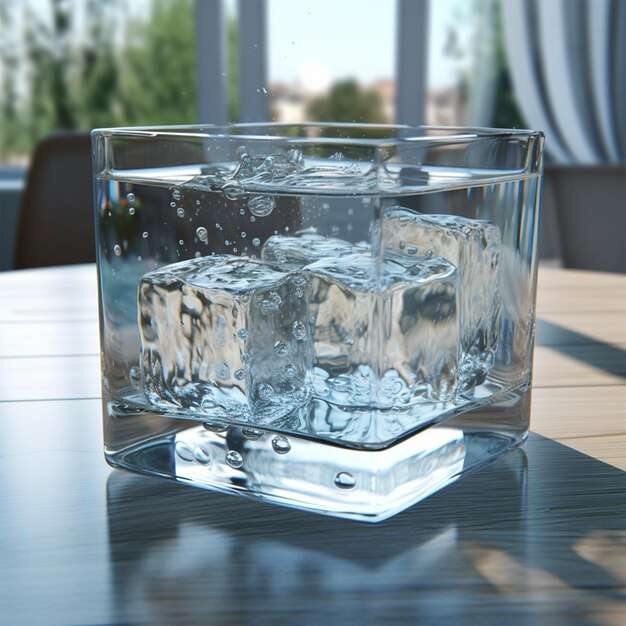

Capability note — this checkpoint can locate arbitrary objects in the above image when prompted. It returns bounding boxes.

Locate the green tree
[0,0,202,161]
[307,79,387,137]
[0,0,124,159]
[77,0,122,128]
[22,0,77,139]
[119,0,197,125]
[0,0,28,159]
[489,2,525,129]
[450,0,525,129]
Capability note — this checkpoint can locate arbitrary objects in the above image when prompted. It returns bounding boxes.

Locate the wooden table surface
[0,264,624,626]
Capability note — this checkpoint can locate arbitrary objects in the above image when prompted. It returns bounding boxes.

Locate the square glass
[93,123,543,521]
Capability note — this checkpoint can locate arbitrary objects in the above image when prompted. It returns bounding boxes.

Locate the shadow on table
[536,318,626,380]
[106,433,625,626]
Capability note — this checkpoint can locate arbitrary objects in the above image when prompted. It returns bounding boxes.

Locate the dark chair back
[15,132,94,269]
[545,165,626,273]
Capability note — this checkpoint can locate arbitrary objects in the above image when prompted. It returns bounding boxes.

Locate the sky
[246,0,471,90]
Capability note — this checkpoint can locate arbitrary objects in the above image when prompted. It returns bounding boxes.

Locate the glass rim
[91,122,544,146]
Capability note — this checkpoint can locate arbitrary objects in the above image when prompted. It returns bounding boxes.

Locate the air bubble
[242,428,263,440]
[170,201,177,208]
[283,363,296,378]
[252,238,261,247]
[271,435,291,454]
[216,363,230,380]
[334,472,356,489]
[129,366,141,385]
[248,195,275,217]
[380,373,404,397]
[179,239,184,246]
[113,244,122,256]
[240,231,246,238]
[196,227,208,243]
[261,291,282,310]
[222,180,245,200]
[347,208,354,216]
[172,189,182,201]
[177,207,185,218]
[236,328,248,341]
[257,383,274,400]
[203,421,228,432]
[128,207,136,215]
[240,352,251,364]
[126,192,135,202]
[292,321,306,340]
[193,446,211,464]
[234,368,245,380]
[226,450,243,468]
[273,340,289,357]
[175,441,194,462]
[274,249,287,263]
[142,231,149,238]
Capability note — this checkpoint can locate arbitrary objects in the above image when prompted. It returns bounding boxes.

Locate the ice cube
[383,208,501,389]
[139,255,312,423]
[261,230,365,267]
[306,252,459,406]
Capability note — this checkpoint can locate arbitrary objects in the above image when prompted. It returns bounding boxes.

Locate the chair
[544,165,626,273]
[14,132,95,269]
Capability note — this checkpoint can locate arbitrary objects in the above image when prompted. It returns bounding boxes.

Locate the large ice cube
[383,208,501,389]
[139,255,312,423]
[261,230,365,267]
[307,252,459,407]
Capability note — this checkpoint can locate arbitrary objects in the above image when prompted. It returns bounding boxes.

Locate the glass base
[104,387,530,522]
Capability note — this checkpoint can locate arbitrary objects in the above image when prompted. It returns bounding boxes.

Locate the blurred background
[0,0,624,271]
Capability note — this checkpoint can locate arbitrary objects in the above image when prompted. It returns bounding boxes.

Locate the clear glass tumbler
[93,124,543,521]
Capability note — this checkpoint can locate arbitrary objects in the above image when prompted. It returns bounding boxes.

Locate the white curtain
[501,0,626,164]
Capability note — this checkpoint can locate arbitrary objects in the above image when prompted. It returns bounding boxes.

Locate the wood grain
[536,286,626,314]
[536,312,626,346]
[0,355,101,402]
[538,267,626,291]
[531,386,626,470]
[533,344,626,388]
[0,264,624,626]
[0,320,100,357]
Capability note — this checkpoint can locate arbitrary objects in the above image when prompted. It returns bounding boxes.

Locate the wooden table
[0,264,624,626]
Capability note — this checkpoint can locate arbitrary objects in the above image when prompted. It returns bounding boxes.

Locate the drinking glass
[93,123,543,521]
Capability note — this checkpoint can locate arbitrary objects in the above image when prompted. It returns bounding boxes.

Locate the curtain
[501,0,626,164]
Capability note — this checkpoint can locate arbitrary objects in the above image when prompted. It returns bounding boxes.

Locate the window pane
[267,0,396,124]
